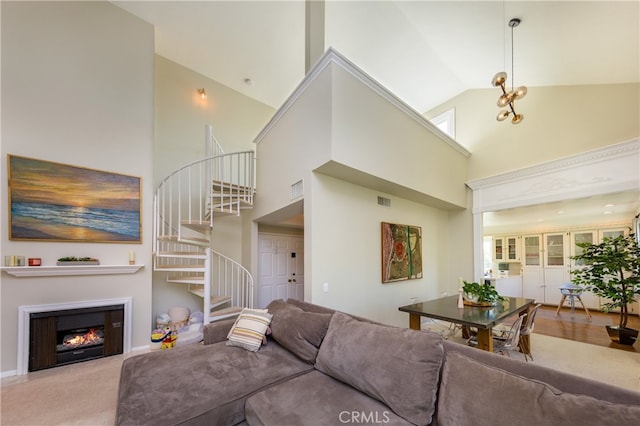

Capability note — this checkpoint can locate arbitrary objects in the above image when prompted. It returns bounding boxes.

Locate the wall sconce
[197,88,207,99]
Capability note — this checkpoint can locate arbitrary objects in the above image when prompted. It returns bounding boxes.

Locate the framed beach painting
[8,155,141,243]
[381,222,422,283]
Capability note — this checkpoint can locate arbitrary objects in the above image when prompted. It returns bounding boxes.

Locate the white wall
[308,174,460,327]
[427,83,640,180]
[253,51,474,324]
[1,1,154,374]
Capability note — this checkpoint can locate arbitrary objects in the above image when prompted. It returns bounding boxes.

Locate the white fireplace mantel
[1,264,144,277]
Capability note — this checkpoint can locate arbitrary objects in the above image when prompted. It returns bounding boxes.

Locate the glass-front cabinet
[600,228,627,241]
[571,231,596,267]
[494,238,504,261]
[544,233,567,267]
[494,236,520,262]
[523,235,541,266]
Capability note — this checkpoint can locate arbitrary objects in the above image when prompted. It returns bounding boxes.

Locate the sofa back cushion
[315,312,444,425]
[437,351,640,426]
[267,299,332,363]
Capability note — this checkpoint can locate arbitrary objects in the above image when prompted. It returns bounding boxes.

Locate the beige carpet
[2,336,639,425]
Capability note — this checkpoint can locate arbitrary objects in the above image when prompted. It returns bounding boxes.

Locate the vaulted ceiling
[112,1,639,114]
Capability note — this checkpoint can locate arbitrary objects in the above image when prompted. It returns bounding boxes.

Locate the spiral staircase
[153,126,255,324]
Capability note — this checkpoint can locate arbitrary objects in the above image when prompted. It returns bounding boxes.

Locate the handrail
[153,151,255,253]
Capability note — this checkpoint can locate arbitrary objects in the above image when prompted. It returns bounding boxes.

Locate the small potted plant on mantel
[462,281,504,306]
[571,233,640,345]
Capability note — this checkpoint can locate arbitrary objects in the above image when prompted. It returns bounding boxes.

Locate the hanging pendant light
[492,18,527,124]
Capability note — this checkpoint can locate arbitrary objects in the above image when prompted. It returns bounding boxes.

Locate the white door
[257,233,304,308]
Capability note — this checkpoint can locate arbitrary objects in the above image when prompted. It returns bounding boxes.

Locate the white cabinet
[522,267,545,302]
[522,234,544,303]
[599,228,627,240]
[522,235,542,267]
[493,236,520,262]
[491,226,634,309]
[542,233,570,305]
[494,276,523,298]
[544,233,567,268]
[569,230,599,309]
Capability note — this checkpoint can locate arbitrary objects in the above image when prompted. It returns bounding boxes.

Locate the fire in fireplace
[58,328,105,351]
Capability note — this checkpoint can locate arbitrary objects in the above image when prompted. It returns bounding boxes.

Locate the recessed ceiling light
[537,218,544,222]
[556,210,564,214]
[603,211,613,215]
[604,203,615,207]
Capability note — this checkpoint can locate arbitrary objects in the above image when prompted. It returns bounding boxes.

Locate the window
[430,108,455,139]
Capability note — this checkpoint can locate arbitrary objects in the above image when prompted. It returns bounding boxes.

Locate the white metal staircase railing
[153,144,256,323]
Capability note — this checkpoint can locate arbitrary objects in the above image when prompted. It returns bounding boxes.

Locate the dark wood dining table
[398,295,535,352]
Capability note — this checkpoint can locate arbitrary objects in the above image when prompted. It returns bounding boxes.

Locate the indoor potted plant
[462,280,504,306]
[571,233,640,345]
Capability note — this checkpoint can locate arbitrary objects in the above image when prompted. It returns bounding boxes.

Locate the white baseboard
[1,369,18,378]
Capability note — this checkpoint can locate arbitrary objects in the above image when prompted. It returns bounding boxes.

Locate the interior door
[257,233,304,308]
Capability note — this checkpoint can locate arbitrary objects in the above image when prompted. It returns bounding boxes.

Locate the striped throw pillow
[226,308,273,352]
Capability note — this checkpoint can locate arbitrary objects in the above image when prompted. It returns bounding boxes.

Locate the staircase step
[155,264,206,273]
[181,220,213,232]
[209,306,243,322]
[157,235,210,247]
[187,290,232,308]
[156,251,207,259]
[167,275,204,284]
[211,180,254,194]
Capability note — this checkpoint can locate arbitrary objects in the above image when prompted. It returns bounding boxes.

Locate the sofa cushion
[227,308,273,352]
[115,341,313,426]
[315,312,444,425]
[266,299,332,363]
[245,370,412,426]
[286,298,337,315]
[437,351,640,426]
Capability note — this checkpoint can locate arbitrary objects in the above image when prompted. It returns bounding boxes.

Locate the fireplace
[29,304,124,371]
[17,298,132,375]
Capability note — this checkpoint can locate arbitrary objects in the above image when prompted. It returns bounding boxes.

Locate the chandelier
[492,18,527,124]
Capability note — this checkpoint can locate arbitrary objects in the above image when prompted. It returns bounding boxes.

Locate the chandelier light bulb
[512,113,524,124]
[497,94,511,107]
[497,110,510,121]
[514,86,528,99]
[492,72,507,87]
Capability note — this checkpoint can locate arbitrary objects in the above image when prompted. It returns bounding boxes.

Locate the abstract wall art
[381,222,422,283]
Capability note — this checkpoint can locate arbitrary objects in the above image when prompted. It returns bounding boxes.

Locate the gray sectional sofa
[116,298,640,425]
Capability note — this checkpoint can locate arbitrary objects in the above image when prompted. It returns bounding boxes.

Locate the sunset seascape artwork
[8,155,141,242]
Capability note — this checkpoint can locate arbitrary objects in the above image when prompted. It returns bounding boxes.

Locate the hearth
[29,304,124,371]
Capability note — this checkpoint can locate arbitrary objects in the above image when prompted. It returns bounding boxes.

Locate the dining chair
[467,313,527,358]
[421,318,462,340]
[517,303,542,361]
[492,303,542,361]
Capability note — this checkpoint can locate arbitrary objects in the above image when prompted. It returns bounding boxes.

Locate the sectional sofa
[115,298,640,425]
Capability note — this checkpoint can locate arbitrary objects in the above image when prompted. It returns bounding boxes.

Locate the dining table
[398,295,535,352]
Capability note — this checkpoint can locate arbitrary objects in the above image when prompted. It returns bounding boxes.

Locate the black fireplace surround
[29,304,124,371]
